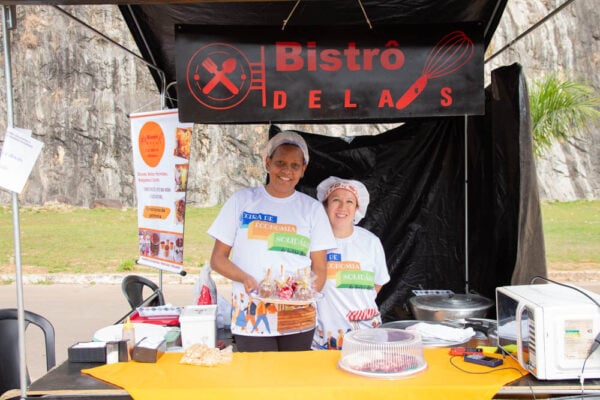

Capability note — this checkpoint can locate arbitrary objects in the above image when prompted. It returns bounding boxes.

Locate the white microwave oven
[496,283,600,380]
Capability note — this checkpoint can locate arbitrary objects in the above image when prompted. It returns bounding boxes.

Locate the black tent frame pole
[52,4,173,288]
[2,5,27,399]
[120,4,170,110]
[464,115,469,294]
[485,0,576,63]
[51,5,168,110]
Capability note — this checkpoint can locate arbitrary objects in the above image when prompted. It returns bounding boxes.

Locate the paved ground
[0,271,598,385]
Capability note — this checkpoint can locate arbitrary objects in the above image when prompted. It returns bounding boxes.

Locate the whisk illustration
[396,30,474,110]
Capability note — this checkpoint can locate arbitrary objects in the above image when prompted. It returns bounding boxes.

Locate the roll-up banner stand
[130,109,193,275]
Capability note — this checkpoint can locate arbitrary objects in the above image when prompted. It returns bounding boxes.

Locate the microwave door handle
[515,302,526,368]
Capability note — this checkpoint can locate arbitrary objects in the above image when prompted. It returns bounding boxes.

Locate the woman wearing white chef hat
[312,176,390,350]
[208,131,336,352]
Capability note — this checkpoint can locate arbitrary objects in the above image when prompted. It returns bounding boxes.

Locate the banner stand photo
[130,109,193,277]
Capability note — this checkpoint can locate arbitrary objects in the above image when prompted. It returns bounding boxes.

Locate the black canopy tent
[1,0,547,320]
[116,0,509,110]
[1,0,547,395]
[107,0,544,317]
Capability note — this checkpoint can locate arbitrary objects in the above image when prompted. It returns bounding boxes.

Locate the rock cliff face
[0,5,158,207]
[485,0,600,200]
[0,2,598,207]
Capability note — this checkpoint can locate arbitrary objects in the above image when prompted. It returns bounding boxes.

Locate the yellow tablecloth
[82,348,527,400]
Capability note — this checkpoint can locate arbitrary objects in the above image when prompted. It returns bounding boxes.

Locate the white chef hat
[265,131,309,164]
[316,176,370,224]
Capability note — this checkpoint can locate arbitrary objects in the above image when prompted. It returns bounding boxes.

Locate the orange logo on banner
[138,121,165,167]
[143,205,171,219]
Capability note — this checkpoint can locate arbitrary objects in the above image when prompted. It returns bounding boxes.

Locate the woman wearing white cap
[208,131,336,352]
[313,176,390,350]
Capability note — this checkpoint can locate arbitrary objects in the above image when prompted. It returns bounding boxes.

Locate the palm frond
[528,74,600,157]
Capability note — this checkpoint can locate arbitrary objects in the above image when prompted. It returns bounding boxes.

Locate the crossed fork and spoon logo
[202,57,239,95]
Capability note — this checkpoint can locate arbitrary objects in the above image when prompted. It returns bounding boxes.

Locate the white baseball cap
[265,131,309,164]
[316,176,370,224]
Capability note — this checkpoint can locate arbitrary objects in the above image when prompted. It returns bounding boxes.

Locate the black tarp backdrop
[271,63,546,322]
[487,64,546,287]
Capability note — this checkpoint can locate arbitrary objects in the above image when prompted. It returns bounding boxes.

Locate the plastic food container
[179,305,217,349]
[338,328,427,379]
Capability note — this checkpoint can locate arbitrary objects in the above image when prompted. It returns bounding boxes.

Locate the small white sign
[0,127,43,194]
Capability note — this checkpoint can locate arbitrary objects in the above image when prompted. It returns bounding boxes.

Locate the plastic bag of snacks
[193,262,217,305]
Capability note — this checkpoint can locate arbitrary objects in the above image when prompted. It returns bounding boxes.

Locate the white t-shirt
[313,226,390,350]
[207,186,336,337]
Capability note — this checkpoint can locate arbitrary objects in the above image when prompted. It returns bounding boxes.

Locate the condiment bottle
[121,317,135,360]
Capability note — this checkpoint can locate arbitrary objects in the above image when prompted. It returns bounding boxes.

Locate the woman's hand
[242,274,258,294]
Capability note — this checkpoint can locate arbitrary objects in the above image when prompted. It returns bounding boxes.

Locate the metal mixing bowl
[408,293,494,321]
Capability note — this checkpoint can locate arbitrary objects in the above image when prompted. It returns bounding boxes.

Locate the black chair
[121,275,166,310]
[0,308,56,396]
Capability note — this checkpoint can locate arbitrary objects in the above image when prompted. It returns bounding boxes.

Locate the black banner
[175,24,484,123]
